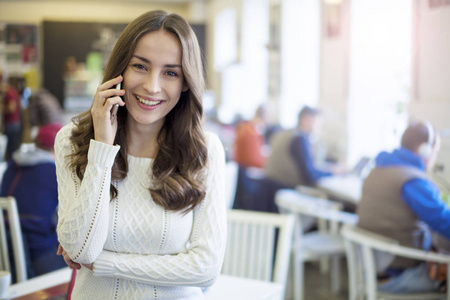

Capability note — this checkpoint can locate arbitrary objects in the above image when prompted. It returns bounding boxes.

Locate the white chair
[0,134,7,162]
[221,209,295,299]
[225,161,238,209]
[341,224,450,300]
[275,188,358,300]
[0,196,27,282]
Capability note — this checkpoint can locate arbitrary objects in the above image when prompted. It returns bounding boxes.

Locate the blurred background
[1,0,449,188]
[0,1,450,298]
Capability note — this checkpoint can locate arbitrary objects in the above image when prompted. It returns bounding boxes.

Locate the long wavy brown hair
[68,10,207,213]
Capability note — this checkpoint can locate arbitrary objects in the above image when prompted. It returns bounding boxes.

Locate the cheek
[167,83,184,100]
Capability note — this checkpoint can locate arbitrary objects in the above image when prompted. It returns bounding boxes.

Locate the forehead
[133,30,182,64]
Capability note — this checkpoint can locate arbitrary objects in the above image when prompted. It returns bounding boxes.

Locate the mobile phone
[110,83,121,125]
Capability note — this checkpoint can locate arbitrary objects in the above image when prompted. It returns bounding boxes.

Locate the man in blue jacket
[0,123,66,280]
[357,121,450,293]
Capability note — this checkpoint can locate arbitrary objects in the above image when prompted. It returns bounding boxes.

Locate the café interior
[0,0,450,299]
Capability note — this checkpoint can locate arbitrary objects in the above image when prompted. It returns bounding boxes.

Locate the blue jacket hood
[375,147,425,171]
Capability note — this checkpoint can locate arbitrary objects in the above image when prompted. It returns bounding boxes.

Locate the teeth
[136,95,162,106]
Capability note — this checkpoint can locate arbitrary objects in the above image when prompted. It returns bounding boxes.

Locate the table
[1,268,283,300]
[276,189,358,225]
[204,275,284,300]
[0,267,72,300]
[317,175,363,204]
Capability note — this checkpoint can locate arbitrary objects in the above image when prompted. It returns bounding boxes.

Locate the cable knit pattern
[55,123,227,300]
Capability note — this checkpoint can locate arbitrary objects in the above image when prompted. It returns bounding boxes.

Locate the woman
[55,10,227,299]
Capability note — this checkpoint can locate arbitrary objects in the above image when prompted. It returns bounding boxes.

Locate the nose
[143,71,161,94]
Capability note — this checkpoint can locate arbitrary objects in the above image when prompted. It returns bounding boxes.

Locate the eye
[133,63,147,71]
[165,70,178,77]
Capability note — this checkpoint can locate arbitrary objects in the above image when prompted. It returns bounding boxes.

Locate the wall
[409,0,450,192]
[319,0,350,162]
[0,1,189,24]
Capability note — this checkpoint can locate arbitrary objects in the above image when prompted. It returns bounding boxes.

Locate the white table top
[204,275,284,300]
[317,175,363,204]
[276,189,358,225]
[0,267,72,299]
[1,268,283,300]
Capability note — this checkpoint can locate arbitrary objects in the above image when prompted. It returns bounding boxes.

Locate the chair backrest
[222,209,294,290]
[341,225,450,300]
[0,196,27,282]
[0,134,7,162]
[225,161,239,209]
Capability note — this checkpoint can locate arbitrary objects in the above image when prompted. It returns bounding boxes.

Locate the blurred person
[254,106,334,212]
[0,123,66,280]
[265,106,333,188]
[232,103,271,210]
[233,103,269,168]
[28,88,64,127]
[55,10,226,299]
[1,76,22,160]
[357,121,450,294]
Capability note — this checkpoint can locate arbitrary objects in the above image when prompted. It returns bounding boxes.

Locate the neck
[126,119,163,158]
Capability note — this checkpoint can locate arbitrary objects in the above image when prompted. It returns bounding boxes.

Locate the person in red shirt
[232,104,272,210]
[1,76,22,160]
[233,104,269,168]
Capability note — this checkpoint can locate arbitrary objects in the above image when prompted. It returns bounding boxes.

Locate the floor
[287,259,349,300]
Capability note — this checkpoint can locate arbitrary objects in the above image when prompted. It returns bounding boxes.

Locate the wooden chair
[221,209,295,299]
[341,224,450,300]
[0,196,27,282]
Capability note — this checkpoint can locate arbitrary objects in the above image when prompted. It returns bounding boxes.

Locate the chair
[0,196,27,282]
[341,224,450,300]
[0,134,7,162]
[225,161,239,209]
[275,188,358,300]
[221,209,295,299]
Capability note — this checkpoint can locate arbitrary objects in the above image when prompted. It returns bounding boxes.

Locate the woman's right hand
[57,244,81,270]
[91,75,126,145]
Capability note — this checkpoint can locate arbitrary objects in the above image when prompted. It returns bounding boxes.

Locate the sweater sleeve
[55,123,120,264]
[402,178,450,240]
[92,132,228,287]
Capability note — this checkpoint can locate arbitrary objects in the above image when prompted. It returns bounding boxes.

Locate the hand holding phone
[110,83,121,125]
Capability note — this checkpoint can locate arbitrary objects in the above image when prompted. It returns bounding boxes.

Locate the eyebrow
[132,55,182,68]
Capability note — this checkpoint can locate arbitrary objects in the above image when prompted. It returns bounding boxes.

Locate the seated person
[232,104,270,210]
[28,88,64,127]
[259,106,333,212]
[233,103,270,168]
[357,121,450,294]
[265,106,332,188]
[0,123,66,279]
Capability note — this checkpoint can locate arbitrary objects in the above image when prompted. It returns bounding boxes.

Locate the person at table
[265,106,333,188]
[255,106,334,212]
[0,123,66,280]
[55,10,227,300]
[233,103,270,168]
[357,121,450,294]
[232,103,271,210]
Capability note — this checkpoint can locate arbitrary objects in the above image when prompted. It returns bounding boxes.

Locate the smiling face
[122,30,187,131]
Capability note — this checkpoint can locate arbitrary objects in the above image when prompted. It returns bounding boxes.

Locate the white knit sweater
[55,123,227,300]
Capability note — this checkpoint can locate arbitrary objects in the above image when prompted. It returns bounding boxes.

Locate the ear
[182,81,189,92]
